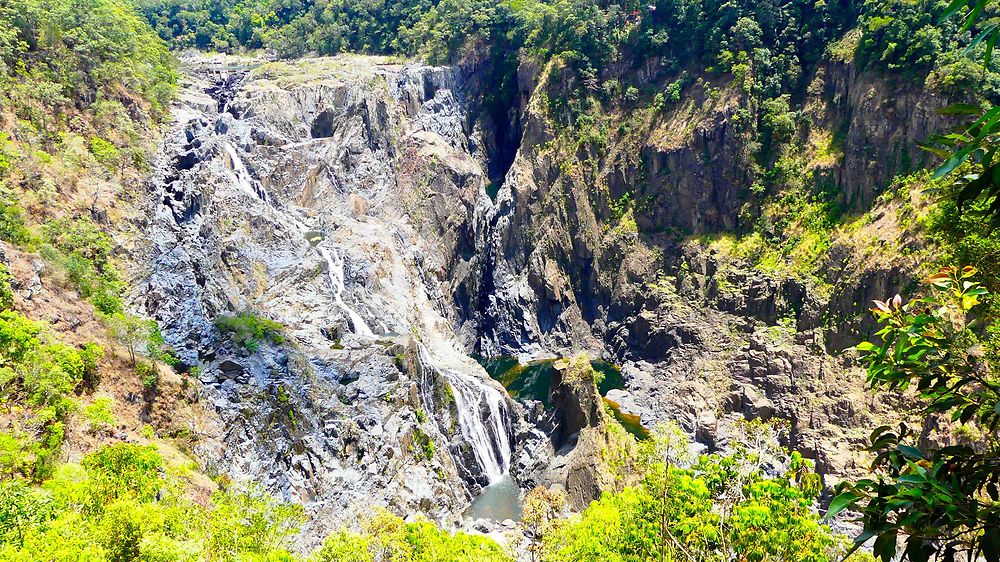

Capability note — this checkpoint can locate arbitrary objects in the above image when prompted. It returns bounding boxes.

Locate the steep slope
[449,52,951,489]
[137,54,527,542]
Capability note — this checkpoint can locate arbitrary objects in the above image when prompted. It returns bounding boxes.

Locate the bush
[83,397,115,434]
[0,431,28,478]
[312,510,512,562]
[0,193,31,246]
[410,428,434,462]
[82,443,163,509]
[78,343,104,388]
[88,136,119,171]
[103,312,157,366]
[543,422,838,562]
[0,263,14,310]
[0,310,99,408]
[40,217,124,315]
[207,485,303,558]
[134,360,157,390]
[216,313,285,352]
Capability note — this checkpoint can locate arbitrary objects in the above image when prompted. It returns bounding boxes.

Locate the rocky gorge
[131,49,944,546]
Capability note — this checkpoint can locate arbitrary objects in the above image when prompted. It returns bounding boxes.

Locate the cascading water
[442,367,512,483]
[224,136,374,340]
[146,58,525,528]
[416,344,513,486]
[318,246,375,337]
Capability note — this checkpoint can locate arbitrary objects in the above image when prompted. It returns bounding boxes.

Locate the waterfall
[417,344,512,485]
[221,142,268,202]
[319,246,375,337]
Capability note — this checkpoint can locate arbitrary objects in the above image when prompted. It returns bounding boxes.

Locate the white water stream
[417,344,512,484]
[318,246,375,338]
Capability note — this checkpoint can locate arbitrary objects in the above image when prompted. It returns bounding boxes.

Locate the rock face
[138,54,520,545]
[135,48,941,542]
[533,358,623,511]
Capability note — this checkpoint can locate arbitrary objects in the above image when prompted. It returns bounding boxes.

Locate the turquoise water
[475,355,648,440]
[476,356,625,408]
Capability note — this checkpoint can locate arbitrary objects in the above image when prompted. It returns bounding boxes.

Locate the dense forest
[1,0,999,560]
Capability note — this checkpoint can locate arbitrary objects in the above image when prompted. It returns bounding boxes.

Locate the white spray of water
[319,246,374,338]
[222,142,268,202]
[417,344,511,484]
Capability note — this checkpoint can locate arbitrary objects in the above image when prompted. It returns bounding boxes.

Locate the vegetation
[0,305,104,479]
[39,217,125,315]
[2,0,1000,561]
[542,420,849,562]
[0,443,305,561]
[215,312,285,352]
[831,267,1000,561]
[312,510,512,562]
[83,396,116,434]
[103,312,160,366]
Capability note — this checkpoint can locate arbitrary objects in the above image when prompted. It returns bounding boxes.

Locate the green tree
[103,312,158,366]
[82,443,164,510]
[207,485,303,560]
[831,266,1000,561]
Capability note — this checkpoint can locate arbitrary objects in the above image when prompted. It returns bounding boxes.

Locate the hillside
[2,0,999,561]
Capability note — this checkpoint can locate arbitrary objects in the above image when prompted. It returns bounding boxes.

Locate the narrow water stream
[319,246,374,337]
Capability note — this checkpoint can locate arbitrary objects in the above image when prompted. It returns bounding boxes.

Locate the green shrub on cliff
[216,312,285,352]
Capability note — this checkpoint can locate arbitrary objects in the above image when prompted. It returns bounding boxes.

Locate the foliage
[135,360,159,391]
[0,310,100,411]
[216,312,285,352]
[409,427,435,462]
[103,312,159,366]
[523,486,565,562]
[312,509,513,562]
[82,443,164,509]
[89,136,121,172]
[0,0,177,122]
[0,263,14,311]
[40,217,125,315]
[0,444,304,561]
[207,485,304,559]
[832,266,1000,561]
[83,396,116,434]
[0,191,30,246]
[544,420,839,562]
[917,0,1000,228]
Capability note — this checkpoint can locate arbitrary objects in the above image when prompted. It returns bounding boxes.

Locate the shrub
[78,342,104,388]
[83,397,115,434]
[134,361,157,390]
[88,136,119,171]
[207,485,303,558]
[82,443,163,508]
[0,431,28,478]
[0,193,31,246]
[411,428,434,462]
[216,313,285,352]
[21,342,86,407]
[40,217,124,315]
[0,263,14,310]
[312,510,512,562]
[103,312,157,366]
